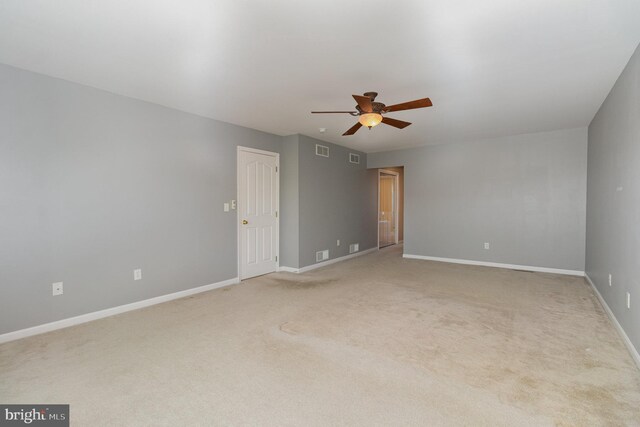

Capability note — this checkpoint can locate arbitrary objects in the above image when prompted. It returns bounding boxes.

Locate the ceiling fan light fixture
[358,113,383,128]
[312,93,431,136]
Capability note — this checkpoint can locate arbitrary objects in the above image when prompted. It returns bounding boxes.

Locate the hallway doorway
[378,168,403,248]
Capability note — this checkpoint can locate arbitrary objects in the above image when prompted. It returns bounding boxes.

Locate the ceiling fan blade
[381,117,412,129]
[352,95,373,113]
[311,111,357,114]
[384,97,432,112]
[343,122,363,136]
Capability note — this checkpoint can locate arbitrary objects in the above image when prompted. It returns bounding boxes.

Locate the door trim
[237,146,280,280]
[378,169,399,248]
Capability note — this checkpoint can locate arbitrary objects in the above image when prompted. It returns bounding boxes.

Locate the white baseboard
[0,277,239,345]
[280,247,378,274]
[585,274,640,370]
[402,254,585,277]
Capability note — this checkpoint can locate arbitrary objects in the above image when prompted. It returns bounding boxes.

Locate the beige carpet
[1,246,639,426]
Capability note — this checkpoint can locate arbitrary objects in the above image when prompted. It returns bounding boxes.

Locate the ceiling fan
[312,92,432,136]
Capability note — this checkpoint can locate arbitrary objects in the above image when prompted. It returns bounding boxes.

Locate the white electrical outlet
[52,282,63,296]
[134,269,142,281]
[627,292,631,309]
[224,203,230,212]
[337,239,340,246]
[231,200,236,210]
[609,274,612,286]
[484,242,490,250]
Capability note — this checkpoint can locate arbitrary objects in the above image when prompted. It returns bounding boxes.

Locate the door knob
[242,220,248,225]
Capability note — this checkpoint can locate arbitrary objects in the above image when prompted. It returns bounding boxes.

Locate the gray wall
[297,135,377,268]
[280,135,300,268]
[586,43,640,352]
[0,64,380,335]
[0,64,282,334]
[369,127,588,271]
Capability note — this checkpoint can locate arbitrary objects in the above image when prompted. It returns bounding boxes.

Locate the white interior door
[238,147,279,280]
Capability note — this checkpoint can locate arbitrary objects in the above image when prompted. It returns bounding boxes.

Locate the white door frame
[377,169,399,248]
[237,146,280,280]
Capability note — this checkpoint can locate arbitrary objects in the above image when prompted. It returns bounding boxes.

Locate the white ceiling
[1,1,639,153]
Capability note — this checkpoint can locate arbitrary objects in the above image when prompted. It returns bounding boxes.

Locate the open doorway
[378,167,404,249]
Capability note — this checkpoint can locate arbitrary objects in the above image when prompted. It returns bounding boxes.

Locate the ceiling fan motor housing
[356,102,387,114]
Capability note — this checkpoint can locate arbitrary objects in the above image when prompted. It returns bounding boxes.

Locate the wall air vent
[349,243,359,254]
[349,153,360,164]
[315,144,329,157]
[316,250,329,262]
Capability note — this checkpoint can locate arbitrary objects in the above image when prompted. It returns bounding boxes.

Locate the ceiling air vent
[349,153,360,164]
[315,144,329,157]
[316,250,329,262]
